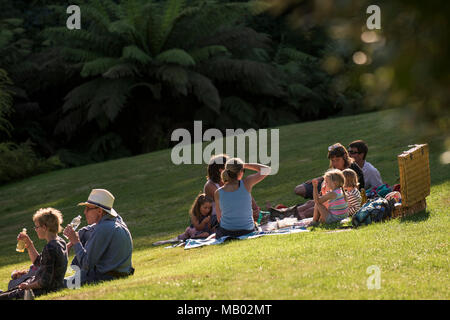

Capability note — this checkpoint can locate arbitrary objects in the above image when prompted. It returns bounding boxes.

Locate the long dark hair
[189,193,213,221]
[327,143,353,169]
[206,154,229,184]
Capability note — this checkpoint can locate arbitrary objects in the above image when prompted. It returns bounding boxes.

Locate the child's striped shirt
[328,188,348,215]
[346,188,362,216]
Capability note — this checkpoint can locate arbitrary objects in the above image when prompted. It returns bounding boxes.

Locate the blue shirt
[73,214,133,282]
[218,180,254,231]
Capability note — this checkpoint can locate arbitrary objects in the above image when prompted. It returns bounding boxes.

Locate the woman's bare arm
[243,163,271,193]
[214,190,221,222]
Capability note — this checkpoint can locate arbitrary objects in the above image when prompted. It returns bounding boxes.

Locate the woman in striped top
[311,169,349,226]
[342,168,362,216]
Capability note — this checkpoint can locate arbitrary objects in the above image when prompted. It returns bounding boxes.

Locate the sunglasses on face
[348,150,360,154]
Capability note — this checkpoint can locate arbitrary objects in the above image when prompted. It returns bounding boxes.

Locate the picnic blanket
[181,226,309,250]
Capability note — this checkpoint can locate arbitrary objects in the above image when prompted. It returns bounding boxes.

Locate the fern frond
[188,71,220,113]
[156,65,189,96]
[80,57,120,77]
[61,48,100,63]
[277,47,318,64]
[54,107,86,136]
[156,49,195,67]
[153,0,186,53]
[165,2,248,50]
[87,78,133,122]
[221,96,256,127]
[288,83,323,101]
[103,63,139,79]
[62,78,103,113]
[189,45,229,63]
[200,58,284,97]
[81,3,112,32]
[122,45,152,64]
[200,27,272,57]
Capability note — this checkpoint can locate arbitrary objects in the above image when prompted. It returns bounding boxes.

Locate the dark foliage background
[0,0,448,184]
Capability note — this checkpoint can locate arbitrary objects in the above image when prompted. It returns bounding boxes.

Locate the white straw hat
[77,189,118,217]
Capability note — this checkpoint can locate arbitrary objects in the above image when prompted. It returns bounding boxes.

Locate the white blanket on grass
[182,226,309,250]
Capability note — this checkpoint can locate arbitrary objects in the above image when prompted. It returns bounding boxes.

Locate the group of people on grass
[178,139,383,238]
[1,139,383,299]
[0,189,134,300]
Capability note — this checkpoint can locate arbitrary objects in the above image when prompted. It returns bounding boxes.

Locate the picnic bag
[352,197,395,228]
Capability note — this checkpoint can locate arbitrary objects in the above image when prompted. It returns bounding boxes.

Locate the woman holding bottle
[0,207,68,300]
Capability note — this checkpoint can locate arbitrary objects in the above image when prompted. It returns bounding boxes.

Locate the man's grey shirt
[362,161,383,190]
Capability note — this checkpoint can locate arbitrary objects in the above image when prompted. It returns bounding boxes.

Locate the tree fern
[156,65,189,96]
[80,57,121,77]
[122,45,152,64]
[288,83,323,101]
[188,71,220,113]
[150,0,185,55]
[189,45,229,63]
[221,96,257,127]
[199,27,272,58]
[165,1,249,50]
[155,48,195,67]
[276,47,318,64]
[87,80,131,122]
[103,63,140,79]
[62,78,103,113]
[199,58,284,97]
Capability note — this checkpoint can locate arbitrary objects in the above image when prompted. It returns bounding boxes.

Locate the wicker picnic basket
[392,144,430,218]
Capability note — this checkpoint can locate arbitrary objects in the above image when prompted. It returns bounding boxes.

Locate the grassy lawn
[0,109,448,299]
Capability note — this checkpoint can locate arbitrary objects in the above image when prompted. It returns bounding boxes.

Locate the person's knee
[294,184,306,197]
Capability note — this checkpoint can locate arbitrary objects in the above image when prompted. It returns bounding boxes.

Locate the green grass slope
[0,110,449,299]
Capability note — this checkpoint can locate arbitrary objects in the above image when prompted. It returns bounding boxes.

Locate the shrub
[0,141,64,185]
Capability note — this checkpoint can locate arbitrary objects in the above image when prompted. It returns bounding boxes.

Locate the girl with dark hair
[177,193,214,240]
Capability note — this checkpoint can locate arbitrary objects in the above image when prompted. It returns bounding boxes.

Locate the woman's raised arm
[243,163,271,193]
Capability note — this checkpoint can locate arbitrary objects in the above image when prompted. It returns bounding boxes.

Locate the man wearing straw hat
[64,189,134,285]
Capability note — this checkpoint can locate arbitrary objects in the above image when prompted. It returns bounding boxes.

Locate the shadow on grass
[399,209,430,223]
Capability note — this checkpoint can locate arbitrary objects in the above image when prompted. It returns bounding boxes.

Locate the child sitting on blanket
[310,169,349,226]
[296,179,331,220]
[177,193,214,241]
[342,168,362,216]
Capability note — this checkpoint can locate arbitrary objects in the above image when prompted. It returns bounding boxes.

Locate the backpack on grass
[352,197,395,228]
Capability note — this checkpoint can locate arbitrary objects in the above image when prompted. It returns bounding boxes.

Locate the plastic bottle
[24,289,35,300]
[16,228,27,252]
[64,215,82,240]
